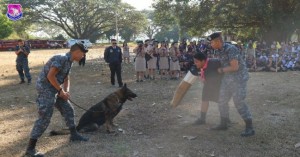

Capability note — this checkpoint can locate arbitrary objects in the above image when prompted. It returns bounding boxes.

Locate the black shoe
[28,79,32,85]
[25,149,44,157]
[136,80,140,82]
[241,119,255,137]
[241,128,255,137]
[19,80,25,84]
[210,117,228,130]
[70,133,89,142]
[194,118,206,125]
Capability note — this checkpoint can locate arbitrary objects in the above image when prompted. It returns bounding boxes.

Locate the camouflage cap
[207,31,222,41]
[75,41,88,53]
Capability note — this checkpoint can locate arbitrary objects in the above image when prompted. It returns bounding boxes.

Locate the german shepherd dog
[50,84,137,135]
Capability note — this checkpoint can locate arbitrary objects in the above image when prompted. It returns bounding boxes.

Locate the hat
[136,40,143,44]
[207,31,222,41]
[75,41,88,53]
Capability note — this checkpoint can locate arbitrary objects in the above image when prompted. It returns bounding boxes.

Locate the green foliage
[0,13,13,39]
[154,25,180,42]
[1,0,146,41]
[153,0,300,42]
[54,34,66,41]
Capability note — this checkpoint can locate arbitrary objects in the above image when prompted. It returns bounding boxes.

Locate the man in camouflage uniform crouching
[208,32,255,137]
[25,42,89,157]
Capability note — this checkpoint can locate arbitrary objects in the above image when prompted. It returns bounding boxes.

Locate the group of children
[124,39,197,82]
[245,41,300,72]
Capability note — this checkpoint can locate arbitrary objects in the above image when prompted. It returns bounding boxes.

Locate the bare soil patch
[0,48,299,157]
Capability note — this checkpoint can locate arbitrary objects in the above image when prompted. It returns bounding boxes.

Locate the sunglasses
[112,43,117,45]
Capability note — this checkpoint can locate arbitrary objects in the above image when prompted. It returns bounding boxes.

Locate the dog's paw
[106,129,116,134]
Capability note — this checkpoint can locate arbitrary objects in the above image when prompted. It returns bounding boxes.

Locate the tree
[154,25,180,42]
[1,0,46,38]
[0,13,13,39]
[54,34,66,40]
[141,10,160,39]
[152,0,300,42]
[116,3,147,42]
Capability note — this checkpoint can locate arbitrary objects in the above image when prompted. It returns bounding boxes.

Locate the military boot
[25,139,44,157]
[69,127,89,142]
[19,79,25,84]
[241,119,255,137]
[210,117,228,130]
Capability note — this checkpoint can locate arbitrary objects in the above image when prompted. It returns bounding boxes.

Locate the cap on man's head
[207,31,222,41]
[111,39,116,42]
[136,40,143,44]
[74,41,88,53]
[172,41,178,45]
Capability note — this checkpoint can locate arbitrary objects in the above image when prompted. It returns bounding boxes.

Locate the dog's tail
[49,129,70,136]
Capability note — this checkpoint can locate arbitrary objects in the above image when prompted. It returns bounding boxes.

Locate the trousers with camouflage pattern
[30,90,76,139]
[218,79,252,120]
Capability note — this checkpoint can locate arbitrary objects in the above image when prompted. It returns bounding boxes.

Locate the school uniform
[169,47,180,71]
[134,47,146,72]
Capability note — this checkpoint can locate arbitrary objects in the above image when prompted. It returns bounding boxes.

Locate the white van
[67,39,93,48]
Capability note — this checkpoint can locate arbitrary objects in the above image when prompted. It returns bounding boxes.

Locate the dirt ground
[0,48,299,157]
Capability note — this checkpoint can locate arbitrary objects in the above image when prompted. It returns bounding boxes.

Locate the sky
[122,0,154,10]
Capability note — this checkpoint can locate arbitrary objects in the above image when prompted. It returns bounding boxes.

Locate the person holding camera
[15,39,32,85]
[159,41,169,80]
[147,40,159,80]
[133,41,146,82]
[169,42,181,80]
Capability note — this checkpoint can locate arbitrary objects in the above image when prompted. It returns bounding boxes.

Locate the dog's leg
[105,117,115,133]
[81,123,99,133]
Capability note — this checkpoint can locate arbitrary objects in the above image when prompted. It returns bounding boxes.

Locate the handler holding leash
[25,42,89,157]
[208,32,255,137]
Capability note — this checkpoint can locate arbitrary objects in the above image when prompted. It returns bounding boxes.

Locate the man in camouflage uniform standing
[208,32,255,137]
[25,42,89,157]
[15,39,32,84]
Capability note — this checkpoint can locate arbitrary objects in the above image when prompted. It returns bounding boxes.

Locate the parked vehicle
[0,40,18,51]
[48,40,65,49]
[27,40,49,49]
[67,39,93,48]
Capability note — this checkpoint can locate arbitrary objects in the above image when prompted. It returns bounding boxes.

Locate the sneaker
[19,80,25,84]
[25,149,44,157]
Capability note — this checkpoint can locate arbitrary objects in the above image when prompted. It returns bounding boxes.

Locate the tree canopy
[0,13,13,39]
[153,0,300,42]
[1,0,147,41]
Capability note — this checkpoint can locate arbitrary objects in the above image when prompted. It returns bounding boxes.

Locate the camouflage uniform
[218,43,252,121]
[15,45,31,81]
[30,52,75,139]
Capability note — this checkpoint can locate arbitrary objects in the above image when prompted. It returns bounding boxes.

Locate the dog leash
[68,98,103,113]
